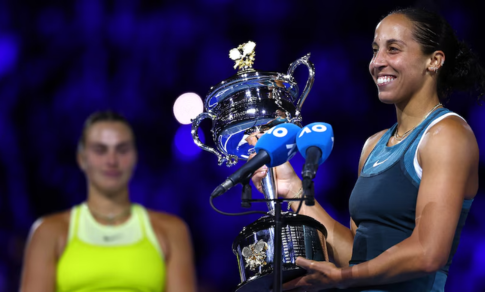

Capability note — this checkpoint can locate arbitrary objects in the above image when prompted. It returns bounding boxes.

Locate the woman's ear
[428,50,445,72]
[77,150,86,171]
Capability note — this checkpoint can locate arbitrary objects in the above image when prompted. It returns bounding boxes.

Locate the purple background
[1,0,484,291]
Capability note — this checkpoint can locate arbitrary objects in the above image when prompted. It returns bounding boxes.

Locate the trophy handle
[191,112,238,167]
[287,53,315,115]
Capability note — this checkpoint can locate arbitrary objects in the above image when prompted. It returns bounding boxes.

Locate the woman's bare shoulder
[145,209,192,259]
[30,210,71,239]
[420,115,477,153]
[146,209,188,233]
[426,115,474,137]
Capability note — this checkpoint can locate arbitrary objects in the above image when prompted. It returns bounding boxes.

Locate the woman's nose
[106,151,118,166]
[370,50,387,69]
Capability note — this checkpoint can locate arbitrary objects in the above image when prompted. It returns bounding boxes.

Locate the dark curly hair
[78,111,134,151]
[389,7,485,102]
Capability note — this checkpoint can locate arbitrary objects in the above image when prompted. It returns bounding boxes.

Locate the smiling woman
[20,111,196,292]
[249,7,485,292]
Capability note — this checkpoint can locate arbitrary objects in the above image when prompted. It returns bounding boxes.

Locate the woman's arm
[252,129,386,267]
[337,117,479,287]
[159,214,197,292]
[283,117,479,290]
[20,215,66,292]
[288,129,386,267]
[291,192,355,267]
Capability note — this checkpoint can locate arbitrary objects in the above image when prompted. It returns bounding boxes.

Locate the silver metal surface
[191,112,238,166]
[191,52,315,166]
[287,53,315,116]
[232,213,327,291]
[261,168,277,211]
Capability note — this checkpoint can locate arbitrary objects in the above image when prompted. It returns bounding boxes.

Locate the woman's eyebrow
[386,39,406,46]
[116,141,134,148]
[372,39,406,47]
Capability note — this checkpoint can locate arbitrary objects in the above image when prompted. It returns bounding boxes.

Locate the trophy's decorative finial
[229,41,256,71]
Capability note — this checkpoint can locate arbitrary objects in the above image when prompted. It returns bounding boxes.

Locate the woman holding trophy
[250,8,485,291]
[20,111,196,292]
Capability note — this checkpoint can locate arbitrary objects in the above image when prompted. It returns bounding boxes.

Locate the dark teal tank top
[346,108,473,292]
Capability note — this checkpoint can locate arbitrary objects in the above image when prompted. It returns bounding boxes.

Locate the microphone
[296,122,334,205]
[211,123,301,198]
[297,122,334,179]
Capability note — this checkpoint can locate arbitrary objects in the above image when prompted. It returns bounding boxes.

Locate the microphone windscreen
[296,122,334,165]
[254,123,300,167]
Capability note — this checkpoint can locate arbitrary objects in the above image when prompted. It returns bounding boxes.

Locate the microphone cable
[209,195,268,216]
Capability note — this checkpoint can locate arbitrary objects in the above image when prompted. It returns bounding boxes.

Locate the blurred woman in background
[20,111,196,292]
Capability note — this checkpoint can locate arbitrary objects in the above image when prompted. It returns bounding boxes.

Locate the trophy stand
[240,167,310,292]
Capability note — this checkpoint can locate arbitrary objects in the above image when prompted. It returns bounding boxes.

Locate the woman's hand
[246,132,301,199]
[282,257,343,291]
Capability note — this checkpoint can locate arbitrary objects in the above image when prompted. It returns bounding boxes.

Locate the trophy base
[234,266,305,292]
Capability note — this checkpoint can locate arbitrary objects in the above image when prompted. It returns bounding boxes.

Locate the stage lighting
[173,92,203,125]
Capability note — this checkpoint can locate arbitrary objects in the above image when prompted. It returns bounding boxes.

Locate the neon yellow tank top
[56,203,166,292]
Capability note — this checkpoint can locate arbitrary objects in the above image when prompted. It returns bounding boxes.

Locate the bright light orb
[173,92,204,125]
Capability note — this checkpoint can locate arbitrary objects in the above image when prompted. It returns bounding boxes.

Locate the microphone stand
[273,193,283,292]
[241,173,252,208]
[302,177,315,206]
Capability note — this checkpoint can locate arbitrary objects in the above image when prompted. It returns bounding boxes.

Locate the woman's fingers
[295,257,315,271]
[245,132,265,146]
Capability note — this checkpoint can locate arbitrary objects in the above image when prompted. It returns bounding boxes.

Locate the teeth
[377,76,395,85]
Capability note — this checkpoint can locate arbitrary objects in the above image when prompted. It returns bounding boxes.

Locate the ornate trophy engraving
[192,42,327,291]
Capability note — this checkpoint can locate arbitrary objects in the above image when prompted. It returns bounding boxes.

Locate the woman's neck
[86,185,132,225]
[394,92,441,134]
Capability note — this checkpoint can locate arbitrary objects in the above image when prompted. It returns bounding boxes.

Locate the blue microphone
[296,122,334,205]
[297,122,334,179]
[211,123,300,198]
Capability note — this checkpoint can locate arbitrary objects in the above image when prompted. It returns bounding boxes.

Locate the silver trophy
[192,41,328,291]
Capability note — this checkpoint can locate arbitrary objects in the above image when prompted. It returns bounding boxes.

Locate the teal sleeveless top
[346,108,473,292]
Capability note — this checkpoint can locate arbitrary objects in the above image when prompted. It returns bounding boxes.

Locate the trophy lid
[205,41,299,111]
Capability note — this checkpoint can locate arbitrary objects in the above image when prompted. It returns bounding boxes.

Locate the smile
[377,76,396,86]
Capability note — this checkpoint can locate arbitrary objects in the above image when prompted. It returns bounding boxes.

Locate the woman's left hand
[282,257,342,291]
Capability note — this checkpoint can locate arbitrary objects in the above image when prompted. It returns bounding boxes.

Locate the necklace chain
[87,204,132,225]
[394,103,442,142]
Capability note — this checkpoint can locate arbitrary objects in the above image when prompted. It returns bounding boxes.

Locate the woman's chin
[92,182,129,197]
[377,92,397,104]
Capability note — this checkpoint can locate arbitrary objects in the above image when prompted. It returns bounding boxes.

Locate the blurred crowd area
[0,0,484,291]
